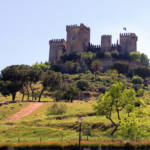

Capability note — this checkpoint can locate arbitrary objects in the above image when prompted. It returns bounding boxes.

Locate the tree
[0,65,30,101]
[104,52,111,58]
[119,110,148,141]
[140,53,149,66]
[111,62,129,74]
[39,70,61,102]
[62,83,79,102]
[65,61,75,74]
[132,76,144,84]
[129,52,141,62]
[111,50,119,59]
[91,59,102,73]
[133,66,150,79]
[77,80,89,91]
[94,82,144,135]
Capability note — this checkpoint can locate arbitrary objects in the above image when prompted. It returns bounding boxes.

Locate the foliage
[77,80,89,91]
[129,51,141,62]
[111,50,119,59]
[91,59,102,73]
[104,52,111,58]
[39,70,62,101]
[94,82,144,135]
[140,53,149,66]
[119,112,148,141]
[132,76,144,84]
[46,103,67,115]
[111,62,129,74]
[133,66,150,79]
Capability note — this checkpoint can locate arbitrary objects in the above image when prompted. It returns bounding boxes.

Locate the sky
[0,0,150,70]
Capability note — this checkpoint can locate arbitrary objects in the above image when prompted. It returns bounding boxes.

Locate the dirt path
[6,103,44,122]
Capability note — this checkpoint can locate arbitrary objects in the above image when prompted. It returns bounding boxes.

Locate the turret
[120,33,138,54]
[101,35,112,51]
[49,39,66,64]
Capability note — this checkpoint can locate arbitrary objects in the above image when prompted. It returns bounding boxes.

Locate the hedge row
[1,141,150,150]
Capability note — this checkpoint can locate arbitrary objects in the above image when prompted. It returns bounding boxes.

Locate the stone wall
[120,33,137,54]
[49,39,66,64]
[66,24,90,54]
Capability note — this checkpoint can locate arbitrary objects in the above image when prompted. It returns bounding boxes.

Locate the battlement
[120,33,137,37]
[66,23,90,31]
[89,43,101,49]
[49,39,65,45]
[101,35,112,37]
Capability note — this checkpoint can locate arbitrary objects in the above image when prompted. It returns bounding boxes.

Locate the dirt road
[6,103,44,122]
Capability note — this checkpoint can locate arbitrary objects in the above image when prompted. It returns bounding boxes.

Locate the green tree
[119,111,148,141]
[62,83,79,102]
[39,70,61,102]
[111,62,129,74]
[140,53,149,66]
[133,66,150,79]
[111,50,119,59]
[77,80,89,91]
[104,52,111,58]
[0,65,30,101]
[132,76,144,84]
[94,82,143,135]
[91,59,102,73]
[129,51,141,62]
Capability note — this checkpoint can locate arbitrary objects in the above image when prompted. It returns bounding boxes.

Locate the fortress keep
[49,23,138,64]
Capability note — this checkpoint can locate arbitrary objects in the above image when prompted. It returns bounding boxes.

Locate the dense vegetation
[0,51,150,142]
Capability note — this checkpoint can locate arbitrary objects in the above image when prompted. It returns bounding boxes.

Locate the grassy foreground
[1,92,150,143]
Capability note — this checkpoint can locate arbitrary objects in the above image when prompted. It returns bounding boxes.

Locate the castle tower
[49,39,66,64]
[101,35,112,51]
[120,33,138,54]
[66,23,90,54]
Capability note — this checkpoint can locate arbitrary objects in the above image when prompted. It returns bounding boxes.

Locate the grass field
[1,91,150,143]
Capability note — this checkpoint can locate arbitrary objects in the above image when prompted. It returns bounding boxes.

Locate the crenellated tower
[66,23,90,54]
[101,35,112,51]
[120,33,138,54]
[49,39,66,64]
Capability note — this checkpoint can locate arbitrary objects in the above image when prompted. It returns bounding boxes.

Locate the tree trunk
[12,93,16,102]
[111,125,118,136]
[22,92,25,101]
[29,83,34,101]
[38,88,45,102]
[26,86,30,100]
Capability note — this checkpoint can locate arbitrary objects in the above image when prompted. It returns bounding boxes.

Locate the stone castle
[49,23,138,64]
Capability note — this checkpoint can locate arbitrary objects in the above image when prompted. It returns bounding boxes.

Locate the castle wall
[66,23,90,54]
[120,33,137,54]
[49,39,66,64]
[101,35,112,51]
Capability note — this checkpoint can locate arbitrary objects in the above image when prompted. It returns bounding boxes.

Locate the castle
[49,23,138,64]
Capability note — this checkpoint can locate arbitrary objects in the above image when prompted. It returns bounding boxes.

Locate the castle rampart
[49,39,66,64]
[49,23,138,64]
[101,35,112,51]
[120,33,137,54]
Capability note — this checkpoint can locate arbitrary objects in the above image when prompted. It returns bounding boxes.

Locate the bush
[133,66,150,79]
[104,52,111,58]
[111,62,129,74]
[111,50,119,59]
[77,80,89,91]
[46,103,67,115]
[132,76,144,84]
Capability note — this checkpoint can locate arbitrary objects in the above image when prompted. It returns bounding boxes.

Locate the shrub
[104,52,111,58]
[111,62,129,74]
[133,66,150,79]
[46,103,67,115]
[77,80,89,91]
[111,50,119,59]
[132,76,144,84]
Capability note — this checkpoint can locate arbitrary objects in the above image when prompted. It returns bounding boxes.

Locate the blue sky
[0,0,150,70]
